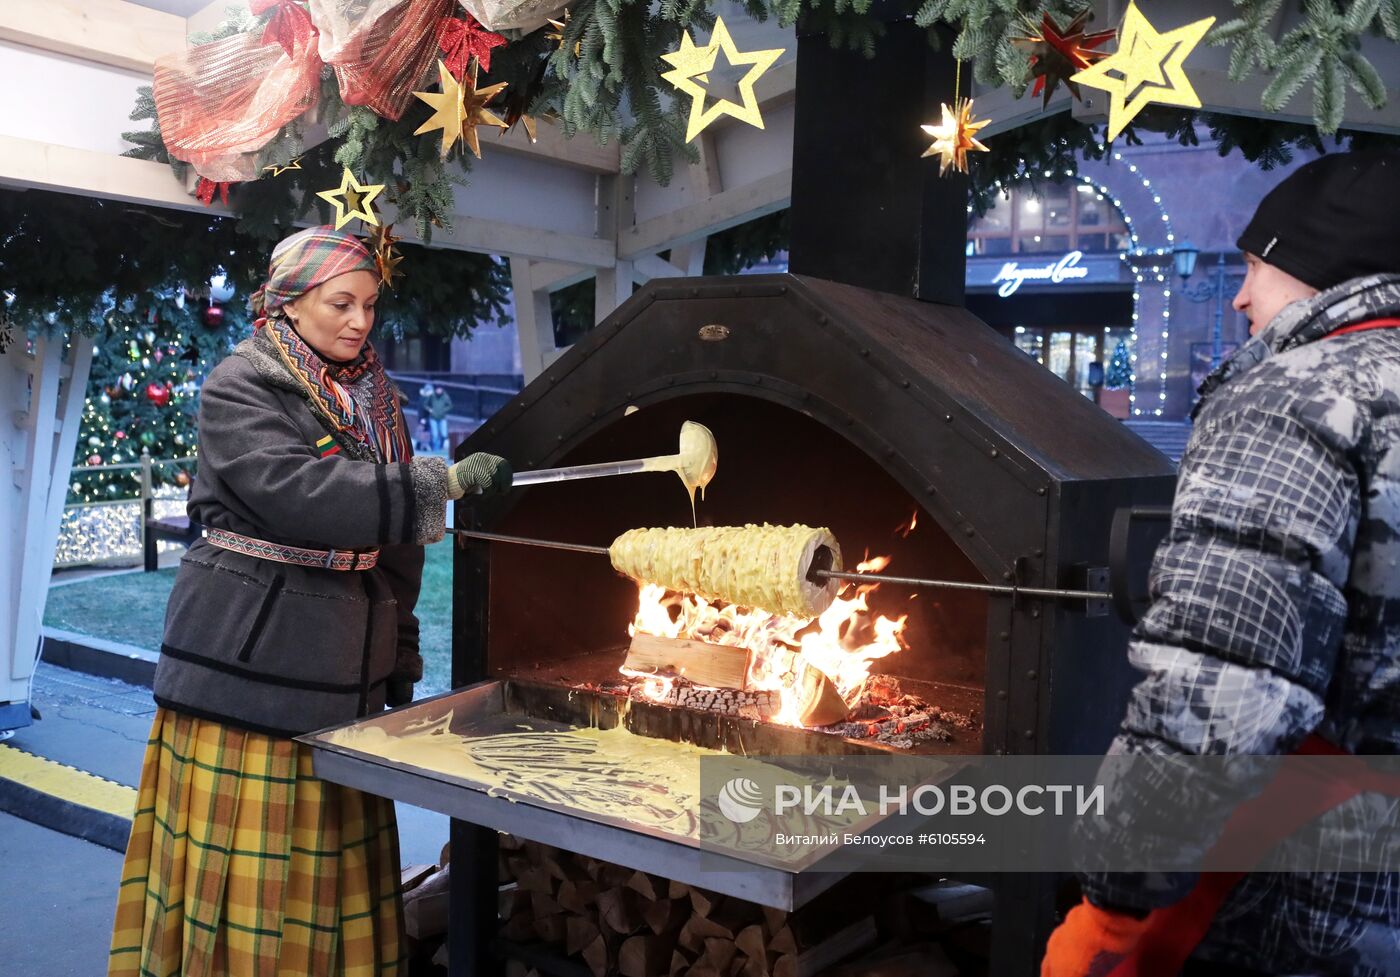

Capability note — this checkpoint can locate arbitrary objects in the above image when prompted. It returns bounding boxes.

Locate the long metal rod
[814,568,1110,601]
[447,528,610,556]
[446,529,1112,601]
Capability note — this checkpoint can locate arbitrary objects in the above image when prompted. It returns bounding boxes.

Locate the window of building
[970,184,1131,256]
[1011,325,1135,399]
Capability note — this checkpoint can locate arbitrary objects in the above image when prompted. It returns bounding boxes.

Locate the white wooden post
[1,327,95,726]
[510,258,561,384]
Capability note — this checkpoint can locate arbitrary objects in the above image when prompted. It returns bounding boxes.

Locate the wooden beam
[632,254,686,283]
[619,168,791,259]
[0,0,185,75]
[490,122,622,174]
[432,213,615,267]
[0,134,228,215]
[528,261,593,292]
[510,259,559,383]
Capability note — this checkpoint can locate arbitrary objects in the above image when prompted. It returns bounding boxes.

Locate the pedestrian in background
[425,383,454,452]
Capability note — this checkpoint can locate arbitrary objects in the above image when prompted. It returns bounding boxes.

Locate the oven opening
[479,394,988,753]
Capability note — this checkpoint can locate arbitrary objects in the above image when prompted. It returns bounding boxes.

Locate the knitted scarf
[261,315,410,463]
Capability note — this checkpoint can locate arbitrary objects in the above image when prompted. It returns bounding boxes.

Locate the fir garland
[0,187,510,341]
[126,1,1398,242]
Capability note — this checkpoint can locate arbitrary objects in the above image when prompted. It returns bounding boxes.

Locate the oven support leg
[448,819,499,977]
[989,872,1056,976]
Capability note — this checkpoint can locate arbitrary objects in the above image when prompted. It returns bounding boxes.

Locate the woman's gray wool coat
[153,329,451,737]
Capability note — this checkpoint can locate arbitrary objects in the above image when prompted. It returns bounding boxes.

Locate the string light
[980,147,1176,415]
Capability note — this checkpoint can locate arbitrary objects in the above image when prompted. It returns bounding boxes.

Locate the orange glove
[1041,897,1155,977]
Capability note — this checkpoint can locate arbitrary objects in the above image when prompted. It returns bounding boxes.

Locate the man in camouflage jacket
[1044,152,1400,977]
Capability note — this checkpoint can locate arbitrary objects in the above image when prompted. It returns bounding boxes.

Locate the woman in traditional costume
[108,226,509,976]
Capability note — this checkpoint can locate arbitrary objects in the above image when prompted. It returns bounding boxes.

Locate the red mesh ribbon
[154,0,451,181]
[250,0,317,59]
[310,0,454,120]
[153,30,321,183]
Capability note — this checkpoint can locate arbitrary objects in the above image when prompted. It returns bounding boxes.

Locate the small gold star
[546,10,580,57]
[315,167,383,230]
[262,156,302,177]
[921,98,990,176]
[366,224,405,291]
[413,60,508,159]
[1071,1,1215,141]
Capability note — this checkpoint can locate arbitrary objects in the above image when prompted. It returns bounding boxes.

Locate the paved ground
[1,662,450,976]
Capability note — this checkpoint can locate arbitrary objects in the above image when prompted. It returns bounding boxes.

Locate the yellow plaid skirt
[109,708,405,977]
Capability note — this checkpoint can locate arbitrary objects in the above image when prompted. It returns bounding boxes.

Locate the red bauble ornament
[145,382,172,408]
[115,430,127,440]
[87,454,102,466]
[175,471,191,488]
[203,304,225,329]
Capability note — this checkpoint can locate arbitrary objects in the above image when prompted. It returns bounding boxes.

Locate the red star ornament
[438,15,508,77]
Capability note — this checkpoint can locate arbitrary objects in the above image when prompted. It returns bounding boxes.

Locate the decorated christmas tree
[71,292,237,503]
[1105,339,1133,390]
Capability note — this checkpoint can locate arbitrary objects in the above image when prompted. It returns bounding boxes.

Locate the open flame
[622,558,907,727]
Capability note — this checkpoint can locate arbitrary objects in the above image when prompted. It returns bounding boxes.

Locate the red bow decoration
[437,15,508,77]
[250,0,317,59]
[195,178,234,207]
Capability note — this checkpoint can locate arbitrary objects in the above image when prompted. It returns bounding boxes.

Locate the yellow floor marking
[0,743,136,818]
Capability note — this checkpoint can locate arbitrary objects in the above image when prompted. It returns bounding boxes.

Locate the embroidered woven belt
[203,528,380,571]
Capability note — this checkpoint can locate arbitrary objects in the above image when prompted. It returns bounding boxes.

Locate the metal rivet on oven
[925,484,936,494]
[964,526,975,537]
[999,631,1010,640]
[859,348,869,357]
[710,371,718,380]
[589,411,597,419]
[900,380,910,388]
[1026,670,1038,680]
[1033,548,1044,557]
[944,414,953,422]
[1036,487,1047,496]
[818,314,828,325]
[996,690,1007,700]
[1031,607,1041,618]
[1002,571,1013,581]
[556,434,564,442]
[1024,729,1035,739]
[779,285,788,294]
[754,376,764,385]
[624,391,633,399]
[990,448,999,458]
[884,447,895,458]
[732,286,741,296]
[690,288,699,297]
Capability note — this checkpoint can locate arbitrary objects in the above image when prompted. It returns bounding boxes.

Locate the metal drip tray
[298,679,905,909]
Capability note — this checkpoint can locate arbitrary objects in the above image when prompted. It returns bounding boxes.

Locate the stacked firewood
[497,834,878,977]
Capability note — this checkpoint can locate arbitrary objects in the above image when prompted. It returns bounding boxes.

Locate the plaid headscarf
[250,226,410,462]
[249,225,377,326]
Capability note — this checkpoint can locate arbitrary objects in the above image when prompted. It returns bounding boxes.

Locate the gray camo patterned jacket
[1079,274,1400,976]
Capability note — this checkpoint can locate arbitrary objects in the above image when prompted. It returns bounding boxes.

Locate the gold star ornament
[921,98,990,176]
[1070,1,1215,141]
[660,15,784,143]
[546,10,580,57]
[315,167,383,230]
[413,60,508,159]
[263,155,303,177]
[366,224,405,291]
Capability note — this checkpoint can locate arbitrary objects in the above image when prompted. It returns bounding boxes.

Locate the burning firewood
[624,634,752,690]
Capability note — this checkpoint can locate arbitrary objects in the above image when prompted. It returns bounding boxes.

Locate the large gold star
[315,167,383,230]
[660,15,784,143]
[921,98,990,176]
[1071,1,1215,141]
[413,60,509,159]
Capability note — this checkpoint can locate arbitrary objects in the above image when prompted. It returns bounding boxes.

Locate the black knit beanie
[1237,150,1400,291]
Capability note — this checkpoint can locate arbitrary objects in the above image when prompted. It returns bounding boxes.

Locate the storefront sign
[991,251,1090,296]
